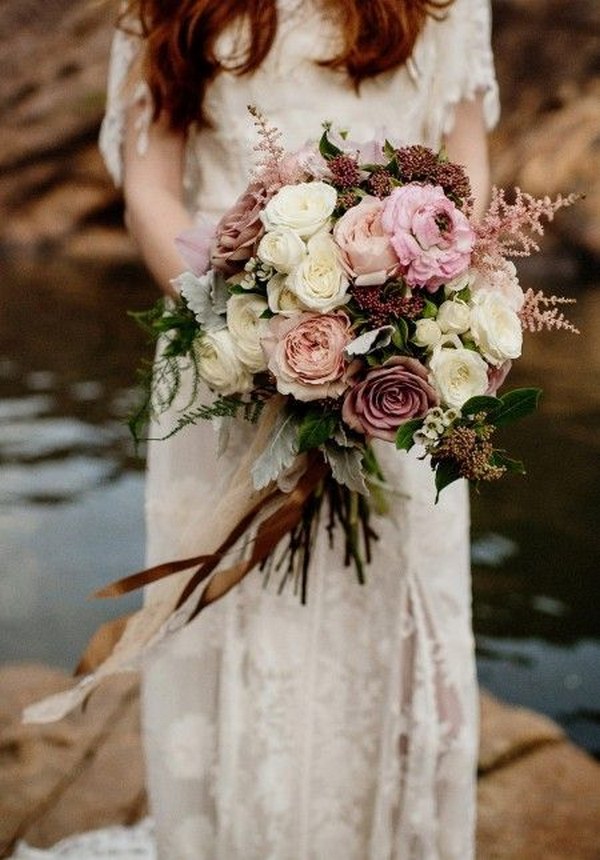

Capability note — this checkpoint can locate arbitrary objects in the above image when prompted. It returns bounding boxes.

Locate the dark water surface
[1,257,598,754]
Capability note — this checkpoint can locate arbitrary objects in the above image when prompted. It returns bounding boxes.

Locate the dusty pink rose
[333,196,401,286]
[211,183,268,276]
[175,216,217,276]
[262,312,355,402]
[486,359,512,395]
[381,183,475,292]
[342,356,439,441]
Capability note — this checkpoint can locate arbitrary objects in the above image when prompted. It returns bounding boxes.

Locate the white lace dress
[13,1,499,858]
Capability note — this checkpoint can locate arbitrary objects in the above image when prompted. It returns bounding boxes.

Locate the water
[0,256,598,755]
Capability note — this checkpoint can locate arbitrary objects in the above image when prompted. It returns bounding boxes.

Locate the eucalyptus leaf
[251,411,299,489]
[489,388,542,427]
[395,418,423,451]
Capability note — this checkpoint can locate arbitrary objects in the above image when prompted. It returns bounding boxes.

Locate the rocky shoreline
[0,664,599,859]
[0,0,598,263]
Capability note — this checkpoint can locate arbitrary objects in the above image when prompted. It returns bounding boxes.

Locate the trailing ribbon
[23,399,331,724]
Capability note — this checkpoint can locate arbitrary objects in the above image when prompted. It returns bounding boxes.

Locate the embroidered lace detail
[98,22,152,187]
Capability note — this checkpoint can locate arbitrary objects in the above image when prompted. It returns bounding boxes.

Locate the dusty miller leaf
[251,411,299,489]
[345,325,395,357]
[323,445,368,494]
[173,271,226,332]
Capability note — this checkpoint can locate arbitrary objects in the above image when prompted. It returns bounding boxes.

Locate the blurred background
[0,0,598,757]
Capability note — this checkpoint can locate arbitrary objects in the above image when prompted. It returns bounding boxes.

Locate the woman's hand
[444,92,491,221]
[122,102,194,297]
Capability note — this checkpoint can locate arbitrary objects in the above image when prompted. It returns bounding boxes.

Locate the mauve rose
[381,183,475,292]
[262,312,355,402]
[211,182,268,276]
[333,196,400,286]
[342,357,439,441]
[486,359,512,395]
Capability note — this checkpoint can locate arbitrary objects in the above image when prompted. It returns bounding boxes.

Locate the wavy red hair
[122,0,452,132]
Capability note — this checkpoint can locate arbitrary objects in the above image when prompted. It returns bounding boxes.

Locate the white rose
[436,300,471,335]
[266,274,305,316]
[262,181,338,239]
[444,269,474,296]
[287,232,349,312]
[471,260,525,311]
[429,346,489,409]
[413,318,443,349]
[257,227,306,273]
[226,293,269,373]
[470,290,523,366]
[195,328,253,395]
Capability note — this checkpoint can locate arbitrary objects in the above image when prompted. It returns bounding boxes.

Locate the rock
[490,0,600,260]
[0,664,145,858]
[2,667,599,858]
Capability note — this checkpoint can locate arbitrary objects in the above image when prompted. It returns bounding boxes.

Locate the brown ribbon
[92,456,329,629]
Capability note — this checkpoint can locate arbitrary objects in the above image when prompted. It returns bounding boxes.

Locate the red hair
[122,0,452,132]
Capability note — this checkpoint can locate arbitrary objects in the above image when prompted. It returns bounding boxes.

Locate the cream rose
[288,232,349,312]
[471,260,525,312]
[226,293,269,373]
[195,329,253,395]
[436,300,471,335]
[429,346,489,409]
[261,181,338,239]
[256,227,307,273]
[266,274,305,316]
[469,290,523,366]
[413,318,443,349]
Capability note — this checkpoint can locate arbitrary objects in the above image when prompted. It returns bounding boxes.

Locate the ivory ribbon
[24,399,328,724]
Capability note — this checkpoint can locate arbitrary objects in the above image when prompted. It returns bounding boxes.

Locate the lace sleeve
[98,17,153,187]
[430,0,500,138]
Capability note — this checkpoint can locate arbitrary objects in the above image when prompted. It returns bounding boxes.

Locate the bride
[14,0,498,857]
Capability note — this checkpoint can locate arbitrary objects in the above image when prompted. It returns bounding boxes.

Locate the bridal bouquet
[124,109,578,596]
[23,110,580,723]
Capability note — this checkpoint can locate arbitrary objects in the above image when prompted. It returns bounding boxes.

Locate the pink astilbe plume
[247,104,287,192]
[472,187,580,271]
[519,289,580,334]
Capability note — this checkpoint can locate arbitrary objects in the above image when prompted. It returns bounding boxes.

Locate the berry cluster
[352,285,425,328]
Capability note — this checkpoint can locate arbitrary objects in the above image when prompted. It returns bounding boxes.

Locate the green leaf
[455,286,472,304]
[422,299,438,319]
[434,460,462,503]
[488,388,542,428]
[383,139,396,160]
[297,411,337,453]
[319,129,343,161]
[491,452,526,474]
[395,418,423,451]
[462,395,500,416]
[391,318,409,350]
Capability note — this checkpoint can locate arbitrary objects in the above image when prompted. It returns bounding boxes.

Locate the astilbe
[472,187,579,270]
[248,105,287,193]
[519,289,579,334]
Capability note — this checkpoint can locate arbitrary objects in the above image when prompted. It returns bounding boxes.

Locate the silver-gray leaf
[323,445,368,494]
[174,271,226,331]
[251,411,299,489]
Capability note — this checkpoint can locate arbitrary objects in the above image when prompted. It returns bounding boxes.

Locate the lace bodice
[100,0,499,200]
[16,3,499,858]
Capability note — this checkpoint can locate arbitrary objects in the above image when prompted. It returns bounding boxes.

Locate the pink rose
[486,359,512,395]
[175,215,217,276]
[342,356,439,441]
[333,196,401,286]
[381,183,475,292]
[262,312,355,402]
[211,183,268,276]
